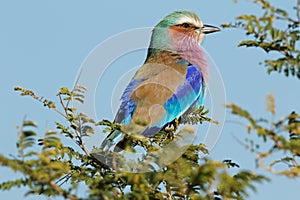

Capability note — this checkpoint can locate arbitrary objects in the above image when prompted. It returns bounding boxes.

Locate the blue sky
[1,0,299,199]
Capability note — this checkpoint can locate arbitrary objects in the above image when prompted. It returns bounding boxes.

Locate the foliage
[1,0,299,199]
[222,0,300,78]
[181,106,219,125]
[227,95,300,178]
[221,0,300,179]
[0,86,268,199]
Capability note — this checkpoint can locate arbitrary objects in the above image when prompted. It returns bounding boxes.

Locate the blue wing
[101,64,205,149]
[141,65,205,137]
[114,79,142,124]
[100,78,142,147]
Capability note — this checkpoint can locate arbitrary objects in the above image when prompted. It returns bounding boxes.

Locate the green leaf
[265,94,276,116]
[23,120,38,128]
[81,125,94,136]
[22,130,37,137]
[57,87,71,96]
[275,8,288,17]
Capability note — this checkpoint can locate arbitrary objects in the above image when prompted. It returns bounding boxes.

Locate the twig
[57,91,90,157]
[56,173,72,187]
[73,121,90,157]
[0,155,78,200]
[58,94,68,116]
[49,180,78,200]
[165,180,172,200]
[275,15,300,24]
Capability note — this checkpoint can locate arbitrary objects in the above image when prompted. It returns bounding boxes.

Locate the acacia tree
[0,0,299,199]
[223,0,300,178]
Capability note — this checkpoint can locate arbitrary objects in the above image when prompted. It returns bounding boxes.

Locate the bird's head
[149,11,220,54]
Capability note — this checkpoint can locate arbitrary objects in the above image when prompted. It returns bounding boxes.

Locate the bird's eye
[181,23,190,28]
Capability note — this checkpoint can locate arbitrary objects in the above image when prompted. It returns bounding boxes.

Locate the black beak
[202,24,220,34]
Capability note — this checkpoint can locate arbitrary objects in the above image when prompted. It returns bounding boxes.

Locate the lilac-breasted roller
[101,11,220,151]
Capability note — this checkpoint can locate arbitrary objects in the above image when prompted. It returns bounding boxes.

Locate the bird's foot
[164,118,180,133]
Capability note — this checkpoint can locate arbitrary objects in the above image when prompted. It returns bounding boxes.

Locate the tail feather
[114,137,134,152]
[100,130,123,151]
[101,125,164,152]
[101,131,137,152]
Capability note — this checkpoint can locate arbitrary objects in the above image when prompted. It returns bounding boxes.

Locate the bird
[100,10,220,152]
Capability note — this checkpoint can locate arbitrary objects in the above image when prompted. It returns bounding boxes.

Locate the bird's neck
[145,50,188,75]
[146,27,208,83]
[145,46,208,85]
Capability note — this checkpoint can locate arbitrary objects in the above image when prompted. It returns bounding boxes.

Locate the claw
[163,117,180,133]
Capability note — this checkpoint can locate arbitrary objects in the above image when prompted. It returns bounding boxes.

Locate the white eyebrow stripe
[176,16,203,28]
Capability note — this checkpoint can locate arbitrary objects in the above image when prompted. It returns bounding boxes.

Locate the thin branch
[58,94,68,116]
[165,180,172,200]
[72,115,90,156]
[49,180,78,200]
[57,91,90,157]
[275,15,300,24]
[0,155,77,200]
[56,173,72,187]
